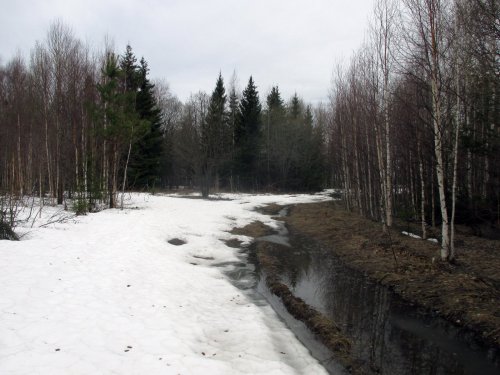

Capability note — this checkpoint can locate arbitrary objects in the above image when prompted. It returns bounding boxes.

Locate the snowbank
[0,192,331,374]
[402,230,439,243]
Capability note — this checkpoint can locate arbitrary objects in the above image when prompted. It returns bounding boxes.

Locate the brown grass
[285,201,500,349]
[230,221,275,238]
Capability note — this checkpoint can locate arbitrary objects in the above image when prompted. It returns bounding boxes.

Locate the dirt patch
[230,221,276,238]
[223,238,244,248]
[168,238,187,246]
[284,201,500,350]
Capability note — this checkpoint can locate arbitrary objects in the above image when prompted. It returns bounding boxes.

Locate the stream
[220,207,499,374]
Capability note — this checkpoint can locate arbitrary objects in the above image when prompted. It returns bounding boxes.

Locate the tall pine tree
[200,73,227,197]
[264,86,285,187]
[235,76,261,190]
[126,57,163,189]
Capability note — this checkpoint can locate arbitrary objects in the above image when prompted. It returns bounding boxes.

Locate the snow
[0,192,332,375]
[401,230,439,244]
[402,231,422,239]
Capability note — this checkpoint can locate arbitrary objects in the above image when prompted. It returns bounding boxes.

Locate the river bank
[233,199,500,374]
[282,201,500,351]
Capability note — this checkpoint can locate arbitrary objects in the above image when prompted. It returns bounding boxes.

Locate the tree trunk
[431,75,450,260]
[418,139,427,240]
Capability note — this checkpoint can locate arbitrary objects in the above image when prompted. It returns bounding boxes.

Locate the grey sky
[0,0,374,104]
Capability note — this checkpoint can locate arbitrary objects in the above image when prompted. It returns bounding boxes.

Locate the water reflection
[269,233,499,375]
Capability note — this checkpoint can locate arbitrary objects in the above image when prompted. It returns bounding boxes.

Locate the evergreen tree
[300,105,324,190]
[200,73,227,197]
[97,52,137,208]
[227,80,240,190]
[267,86,284,109]
[120,45,140,92]
[264,86,285,187]
[235,76,261,189]
[290,92,302,120]
[127,57,163,189]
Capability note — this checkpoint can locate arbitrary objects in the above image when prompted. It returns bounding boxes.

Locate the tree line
[162,74,325,196]
[0,22,164,215]
[0,20,325,216]
[1,0,498,262]
[327,0,498,260]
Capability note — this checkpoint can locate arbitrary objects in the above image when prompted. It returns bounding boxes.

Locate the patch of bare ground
[284,201,500,350]
[230,221,275,238]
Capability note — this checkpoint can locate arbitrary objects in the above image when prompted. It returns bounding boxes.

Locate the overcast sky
[0,0,374,104]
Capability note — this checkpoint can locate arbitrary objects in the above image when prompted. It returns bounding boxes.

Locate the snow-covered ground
[0,192,332,375]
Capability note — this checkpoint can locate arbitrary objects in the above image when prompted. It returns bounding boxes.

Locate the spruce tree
[267,86,284,109]
[300,105,324,190]
[120,45,140,92]
[227,82,239,190]
[235,76,261,189]
[127,57,163,189]
[290,93,301,120]
[264,86,285,187]
[97,52,135,208]
[200,73,227,197]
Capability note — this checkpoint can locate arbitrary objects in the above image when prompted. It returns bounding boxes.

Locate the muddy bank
[283,201,500,352]
[229,201,500,373]
[254,241,357,372]
[229,221,356,372]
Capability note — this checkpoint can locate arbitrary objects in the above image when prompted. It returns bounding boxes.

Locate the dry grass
[285,201,500,349]
[230,221,275,238]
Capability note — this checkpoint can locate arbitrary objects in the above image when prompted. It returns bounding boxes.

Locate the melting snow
[0,192,332,374]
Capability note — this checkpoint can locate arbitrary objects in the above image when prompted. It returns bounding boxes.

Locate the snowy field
[0,192,332,374]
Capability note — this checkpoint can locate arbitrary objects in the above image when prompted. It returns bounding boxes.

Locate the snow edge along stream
[0,192,332,375]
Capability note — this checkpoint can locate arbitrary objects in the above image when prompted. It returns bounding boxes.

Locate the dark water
[216,207,499,374]
[265,229,499,375]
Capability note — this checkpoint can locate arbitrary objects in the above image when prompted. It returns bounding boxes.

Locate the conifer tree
[300,105,324,190]
[200,73,227,197]
[235,76,261,189]
[264,86,285,187]
[120,45,140,92]
[127,57,163,189]
[227,78,240,190]
[97,52,132,208]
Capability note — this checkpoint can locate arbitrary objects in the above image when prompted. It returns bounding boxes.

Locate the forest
[0,0,498,262]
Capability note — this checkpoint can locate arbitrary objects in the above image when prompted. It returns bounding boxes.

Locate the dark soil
[283,201,500,350]
[230,221,275,238]
[224,238,244,248]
